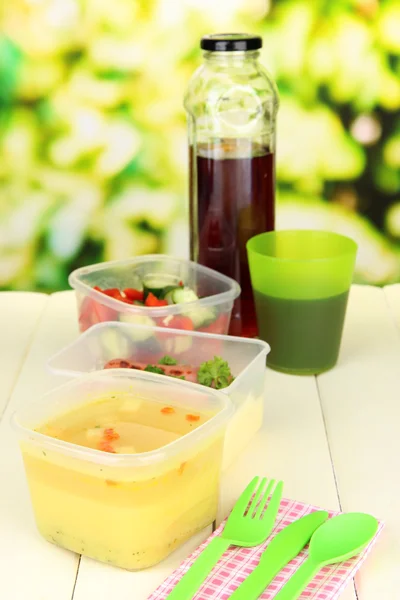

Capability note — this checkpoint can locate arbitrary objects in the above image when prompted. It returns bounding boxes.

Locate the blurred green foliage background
[0,0,399,291]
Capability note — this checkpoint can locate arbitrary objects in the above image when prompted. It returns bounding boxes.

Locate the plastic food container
[12,370,232,570]
[47,322,270,468]
[69,255,240,335]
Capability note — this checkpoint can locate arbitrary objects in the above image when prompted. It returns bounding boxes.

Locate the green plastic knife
[229,510,329,600]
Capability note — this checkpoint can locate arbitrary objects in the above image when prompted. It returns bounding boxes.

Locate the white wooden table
[1,285,399,600]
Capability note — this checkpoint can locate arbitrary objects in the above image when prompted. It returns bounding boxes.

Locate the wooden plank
[72,531,212,600]
[0,292,48,417]
[221,370,356,600]
[0,292,80,600]
[384,283,400,333]
[221,371,342,513]
[317,285,400,600]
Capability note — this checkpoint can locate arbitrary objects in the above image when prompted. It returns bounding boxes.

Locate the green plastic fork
[166,476,283,600]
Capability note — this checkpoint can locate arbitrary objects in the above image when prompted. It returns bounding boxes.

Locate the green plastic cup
[247,230,357,375]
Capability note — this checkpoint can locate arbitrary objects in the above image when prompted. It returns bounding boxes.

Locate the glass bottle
[185,34,279,337]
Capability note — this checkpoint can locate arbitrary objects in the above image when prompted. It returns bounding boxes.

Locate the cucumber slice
[142,274,181,299]
[119,314,156,341]
[165,286,199,305]
[98,329,132,362]
[164,288,178,305]
[164,335,192,355]
[182,306,217,329]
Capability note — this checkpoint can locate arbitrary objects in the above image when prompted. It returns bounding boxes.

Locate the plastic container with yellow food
[12,369,232,570]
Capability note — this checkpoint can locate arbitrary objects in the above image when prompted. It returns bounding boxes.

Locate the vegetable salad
[78,272,230,335]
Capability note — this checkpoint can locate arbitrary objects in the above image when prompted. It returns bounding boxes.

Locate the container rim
[11,369,234,467]
[68,255,241,316]
[247,229,358,263]
[47,321,271,385]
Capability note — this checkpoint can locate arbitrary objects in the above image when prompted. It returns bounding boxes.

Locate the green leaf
[144,365,165,375]
[158,355,178,365]
[197,356,233,390]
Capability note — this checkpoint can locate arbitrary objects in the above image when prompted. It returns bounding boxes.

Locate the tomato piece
[145,292,168,307]
[162,315,194,331]
[94,301,118,322]
[102,288,126,302]
[124,288,144,302]
[197,313,229,334]
[78,296,118,332]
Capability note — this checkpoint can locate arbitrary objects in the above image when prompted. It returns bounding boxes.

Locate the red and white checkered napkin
[148,498,383,600]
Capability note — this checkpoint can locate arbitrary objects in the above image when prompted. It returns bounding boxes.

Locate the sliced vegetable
[119,399,143,413]
[102,288,125,301]
[119,314,156,340]
[100,329,131,361]
[145,293,168,307]
[158,355,178,366]
[161,406,175,414]
[197,312,229,334]
[163,336,192,355]
[98,440,116,453]
[161,315,194,331]
[182,306,217,329]
[78,297,117,331]
[197,356,233,390]
[186,414,200,422]
[103,428,120,441]
[143,274,181,300]
[165,286,198,305]
[123,288,144,302]
[86,427,104,442]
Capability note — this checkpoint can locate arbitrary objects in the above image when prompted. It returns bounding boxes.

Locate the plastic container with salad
[47,322,270,468]
[69,255,240,335]
[12,369,232,570]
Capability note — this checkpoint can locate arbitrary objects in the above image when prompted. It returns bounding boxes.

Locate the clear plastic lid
[69,254,241,318]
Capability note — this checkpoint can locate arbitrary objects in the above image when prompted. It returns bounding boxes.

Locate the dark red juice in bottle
[190,139,275,337]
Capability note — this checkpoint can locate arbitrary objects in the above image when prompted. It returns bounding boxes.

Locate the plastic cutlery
[229,510,329,600]
[273,512,379,600]
[166,476,283,600]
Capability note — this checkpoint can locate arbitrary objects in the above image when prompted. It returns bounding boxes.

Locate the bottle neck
[203,50,260,65]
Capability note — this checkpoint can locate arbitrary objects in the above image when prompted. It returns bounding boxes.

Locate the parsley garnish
[158,355,178,366]
[197,356,233,390]
[144,365,165,375]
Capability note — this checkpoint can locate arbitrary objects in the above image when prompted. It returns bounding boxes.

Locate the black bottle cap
[201,33,262,52]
